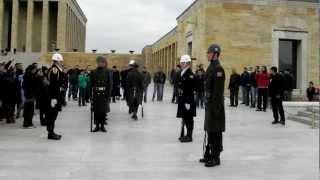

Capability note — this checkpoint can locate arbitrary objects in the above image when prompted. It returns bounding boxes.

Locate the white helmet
[52,53,64,62]
[180,54,191,63]
[129,60,136,65]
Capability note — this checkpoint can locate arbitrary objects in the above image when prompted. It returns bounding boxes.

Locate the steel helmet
[180,54,192,63]
[52,53,64,62]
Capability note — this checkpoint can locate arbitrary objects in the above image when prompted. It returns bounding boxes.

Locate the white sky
[77,0,195,53]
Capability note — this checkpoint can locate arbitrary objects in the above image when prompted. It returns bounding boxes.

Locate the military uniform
[176,67,196,142]
[90,67,112,132]
[126,65,143,120]
[200,44,226,167]
[46,63,64,140]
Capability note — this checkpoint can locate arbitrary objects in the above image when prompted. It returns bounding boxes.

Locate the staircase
[288,106,320,128]
[0,52,41,66]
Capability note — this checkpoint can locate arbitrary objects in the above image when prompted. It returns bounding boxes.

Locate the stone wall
[40,52,145,70]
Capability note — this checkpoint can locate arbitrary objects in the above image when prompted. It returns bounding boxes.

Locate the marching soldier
[46,53,65,140]
[126,60,143,120]
[200,44,226,167]
[90,56,112,132]
[176,55,196,143]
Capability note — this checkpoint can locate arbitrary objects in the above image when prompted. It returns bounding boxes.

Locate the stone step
[288,115,319,128]
[306,106,320,113]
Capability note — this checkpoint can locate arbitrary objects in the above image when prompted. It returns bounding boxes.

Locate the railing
[283,101,320,129]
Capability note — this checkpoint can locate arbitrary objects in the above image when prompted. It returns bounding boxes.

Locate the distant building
[0,0,87,54]
[145,0,320,94]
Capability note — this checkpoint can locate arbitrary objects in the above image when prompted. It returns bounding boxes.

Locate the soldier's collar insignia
[52,67,58,74]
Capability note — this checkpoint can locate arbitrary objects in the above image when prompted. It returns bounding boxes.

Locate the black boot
[48,133,62,140]
[181,129,193,143]
[92,125,100,132]
[205,146,220,167]
[200,145,210,163]
[132,114,138,120]
[100,124,107,133]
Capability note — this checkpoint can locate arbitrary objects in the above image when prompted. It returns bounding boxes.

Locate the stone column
[26,0,34,52]
[11,0,19,52]
[41,0,49,53]
[57,0,67,51]
[0,0,4,50]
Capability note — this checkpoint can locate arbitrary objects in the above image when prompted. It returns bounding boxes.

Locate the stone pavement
[0,87,318,180]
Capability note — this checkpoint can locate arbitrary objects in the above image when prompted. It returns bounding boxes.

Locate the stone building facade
[0,0,87,53]
[145,0,320,94]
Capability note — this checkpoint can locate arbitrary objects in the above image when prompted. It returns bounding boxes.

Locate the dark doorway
[279,39,299,89]
[187,42,192,57]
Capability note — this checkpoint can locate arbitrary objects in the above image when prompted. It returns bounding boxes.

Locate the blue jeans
[250,87,258,107]
[152,83,164,101]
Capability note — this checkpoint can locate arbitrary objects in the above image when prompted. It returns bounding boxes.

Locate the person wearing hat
[200,44,226,167]
[45,53,65,140]
[90,56,112,132]
[126,60,143,120]
[176,55,197,143]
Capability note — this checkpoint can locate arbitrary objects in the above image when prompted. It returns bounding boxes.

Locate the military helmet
[180,54,191,63]
[207,44,221,54]
[52,53,64,62]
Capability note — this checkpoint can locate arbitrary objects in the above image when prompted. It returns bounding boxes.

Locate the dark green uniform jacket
[204,60,226,132]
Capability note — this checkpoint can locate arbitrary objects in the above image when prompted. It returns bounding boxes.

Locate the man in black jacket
[142,66,151,103]
[152,67,166,101]
[269,66,285,125]
[126,60,143,120]
[228,68,241,107]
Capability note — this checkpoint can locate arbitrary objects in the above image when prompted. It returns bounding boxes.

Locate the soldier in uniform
[90,56,112,132]
[46,53,65,140]
[200,44,226,167]
[176,55,197,143]
[126,60,143,120]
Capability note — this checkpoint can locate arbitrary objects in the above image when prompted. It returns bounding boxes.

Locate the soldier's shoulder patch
[52,67,58,74]
[217,72,223,77]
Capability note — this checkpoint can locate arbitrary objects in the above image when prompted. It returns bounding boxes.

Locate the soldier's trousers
[46,111,58,134]
[183,116,194,136]
[94,112,106,126]
[207,132,223,157]
[23,101,34,127]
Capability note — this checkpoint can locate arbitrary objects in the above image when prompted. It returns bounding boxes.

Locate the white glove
[185,104,191,110]
[51,99,58,107]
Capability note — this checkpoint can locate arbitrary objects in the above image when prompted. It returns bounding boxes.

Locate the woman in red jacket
[256,66,269,111]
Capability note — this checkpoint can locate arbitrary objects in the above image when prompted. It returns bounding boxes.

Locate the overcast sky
[77,0,195,53]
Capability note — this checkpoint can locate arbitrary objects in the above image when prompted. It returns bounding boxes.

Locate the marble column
[26,0,34,52]
[11,0,19,52]
[41,0,49,53]
[57,0,67,51]
[0,0,4,50]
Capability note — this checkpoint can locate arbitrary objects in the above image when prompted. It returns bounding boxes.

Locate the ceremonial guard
[200,44,226,167]
[46,53,65,140]
[176,55,196,143]
[126,60,143,120]
[90,56,112,132]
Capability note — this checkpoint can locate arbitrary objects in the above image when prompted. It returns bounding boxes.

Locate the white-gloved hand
[51,99,58,107]
[185,104,191,110]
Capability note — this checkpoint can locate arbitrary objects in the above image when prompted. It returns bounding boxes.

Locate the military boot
[205,146,220,167]
[100,124,107,133]
[181,129,193,143]
[92,124,100,132]
[199,145,210,163]
[48,133,62,140]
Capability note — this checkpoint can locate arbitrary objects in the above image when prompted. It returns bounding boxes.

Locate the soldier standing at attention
[200,44,226,167]
[176,55,197,143]
[90,56,112,132]
[46,53,65,140]
[126,60,144,120]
